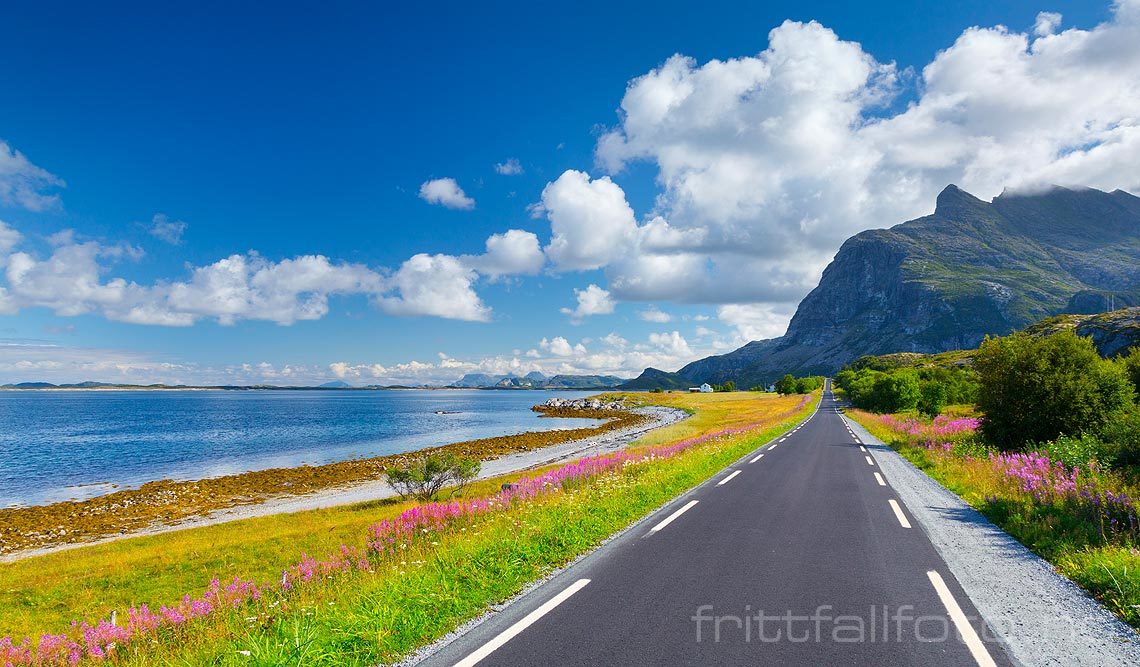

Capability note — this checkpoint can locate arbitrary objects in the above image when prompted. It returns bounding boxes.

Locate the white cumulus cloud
[560,283,615,323]
[538,170,637,270]
[418,177,476,210]
[463,229,545,278]
[379,253,490,322]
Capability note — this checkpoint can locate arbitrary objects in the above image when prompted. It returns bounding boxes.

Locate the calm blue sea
[0,389,598,508]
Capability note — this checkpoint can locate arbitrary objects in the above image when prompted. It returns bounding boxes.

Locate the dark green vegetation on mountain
[625,184,1140,390]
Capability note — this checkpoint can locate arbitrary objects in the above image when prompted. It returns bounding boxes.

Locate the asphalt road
[416,384,1013,666]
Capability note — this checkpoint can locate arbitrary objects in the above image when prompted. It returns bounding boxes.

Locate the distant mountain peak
[934,183,987,215]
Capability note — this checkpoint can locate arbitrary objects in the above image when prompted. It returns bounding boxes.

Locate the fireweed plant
[1,394,814,665]
[850,409,1140,627]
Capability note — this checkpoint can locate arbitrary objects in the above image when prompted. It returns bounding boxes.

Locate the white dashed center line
[749,453,765,464]
[648,500,699,534]
[865,455,875,466]
[874,472,886,486]
[717,470,742,486]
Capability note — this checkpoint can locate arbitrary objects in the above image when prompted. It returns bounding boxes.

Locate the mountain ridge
[624,184,1140,389]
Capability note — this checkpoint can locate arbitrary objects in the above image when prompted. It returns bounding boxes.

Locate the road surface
[416,383,1012,666]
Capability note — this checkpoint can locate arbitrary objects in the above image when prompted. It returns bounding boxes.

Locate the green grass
[1,392,814,664]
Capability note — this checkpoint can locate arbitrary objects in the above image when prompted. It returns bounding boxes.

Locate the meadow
[0,391,814,665]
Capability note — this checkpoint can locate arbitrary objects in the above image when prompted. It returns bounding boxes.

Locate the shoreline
[0,405,686,563]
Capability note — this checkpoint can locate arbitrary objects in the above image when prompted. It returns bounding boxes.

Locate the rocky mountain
[624,184,1140,389]
[1025,308,1140,358]
[450,372,626,390]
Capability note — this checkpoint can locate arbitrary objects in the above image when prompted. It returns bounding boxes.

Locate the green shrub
[1117,346,1140,395]
[1039,434,1117,470]
[774,374,821,395]
[794,376,823,393]
[775,374,797,395]
[385,453,482,501]
[975,331,1134,451]
[869,370,921,413]
[917,381,948,419]
[1100,410,1140,467]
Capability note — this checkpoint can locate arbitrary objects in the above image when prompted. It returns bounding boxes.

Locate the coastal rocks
[536,397,626,411]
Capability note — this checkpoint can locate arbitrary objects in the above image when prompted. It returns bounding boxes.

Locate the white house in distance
[688,383,713,393]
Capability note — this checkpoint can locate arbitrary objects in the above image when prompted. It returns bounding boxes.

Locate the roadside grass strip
[0,394,817,666]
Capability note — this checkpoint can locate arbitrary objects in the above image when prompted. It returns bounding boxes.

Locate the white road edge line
[771,443,779,449]
[649,500,700,534]
[926,571,999,667]
[717,470,742,486]
[865,455,874,466]
[452,578,591,667]
[874,472,886,486]
[860,445,867,452]
[779,437,786,442]
[749,453,765,464]
[888,499,912,528]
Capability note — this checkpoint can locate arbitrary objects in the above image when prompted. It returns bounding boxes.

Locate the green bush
[869,370,921,413]
[385,453,481,501]
[1100,410,1140,467]
[975,331,1134,451]
[1039,434,1117,470]
[774,374,821,395]
[836,364,975,416]
[774,374,797,395]
[1117,346,1140,394]
[794,376,823,393]
[917,381,948,419]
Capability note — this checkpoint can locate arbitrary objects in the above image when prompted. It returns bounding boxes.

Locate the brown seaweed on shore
[0,408,647,557]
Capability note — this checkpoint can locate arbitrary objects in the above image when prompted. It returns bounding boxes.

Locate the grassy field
[0,390,814,664]
[848,408,1140,628]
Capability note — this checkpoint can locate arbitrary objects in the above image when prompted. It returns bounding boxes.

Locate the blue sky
[0,0,1133,385]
